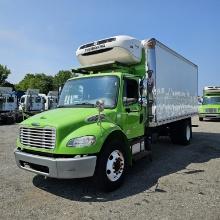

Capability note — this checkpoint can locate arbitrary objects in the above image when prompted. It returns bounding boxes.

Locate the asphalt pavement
[0,117,219,220]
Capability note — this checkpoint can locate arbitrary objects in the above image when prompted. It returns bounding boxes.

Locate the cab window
[123,79,139,104]
[7,96,14,103]
[20,97,25,103]
[35,97,42,103]
[0,96,6,103]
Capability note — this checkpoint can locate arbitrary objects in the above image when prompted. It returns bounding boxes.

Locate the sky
[0,0,219,94]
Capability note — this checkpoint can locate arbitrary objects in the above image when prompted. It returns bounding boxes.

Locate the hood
[200,104,220,108]
[21,107,117,141]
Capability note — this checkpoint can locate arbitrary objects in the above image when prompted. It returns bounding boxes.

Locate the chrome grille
[205,108,217,113]
[20,127,56,149]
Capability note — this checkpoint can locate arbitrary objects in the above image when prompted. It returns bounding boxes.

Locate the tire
[0,117,7,125]
[170,119,192,145]
[199,117,203,121]
[6,116,15,125]
[95,139,128,192]
[179,120,192,145]
[16,115,24,123]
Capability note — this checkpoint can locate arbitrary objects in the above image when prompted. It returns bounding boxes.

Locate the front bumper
[14,149,97,179]
[199,113,220,119]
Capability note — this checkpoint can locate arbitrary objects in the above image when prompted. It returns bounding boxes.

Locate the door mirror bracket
[123,97,137,106]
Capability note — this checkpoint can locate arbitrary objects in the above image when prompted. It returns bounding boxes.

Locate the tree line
[0,64,74,94]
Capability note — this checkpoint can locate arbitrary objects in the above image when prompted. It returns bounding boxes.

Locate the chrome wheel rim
[106,150,125,182]
[186,125,191,141]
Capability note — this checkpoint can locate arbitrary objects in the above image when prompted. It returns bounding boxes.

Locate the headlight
[67,136,96,148]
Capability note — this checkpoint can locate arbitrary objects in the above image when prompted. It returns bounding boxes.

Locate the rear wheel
[199,117,203,121]
[170,119,192,145]
[95,139,128,192]
[180,120,191,145]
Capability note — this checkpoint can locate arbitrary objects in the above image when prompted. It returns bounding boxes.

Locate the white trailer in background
[0,87,17,111]
[19,89,45,113]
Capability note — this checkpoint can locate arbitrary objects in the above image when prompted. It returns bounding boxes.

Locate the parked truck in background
[0,87,22,124]
[199,86,220,121]
[14,35,198,191]
[19,89,45,114]
[45,91,58,110]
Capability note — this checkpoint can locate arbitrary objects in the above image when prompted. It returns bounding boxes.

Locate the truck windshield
[7,96,15,103]
[20,97,25,103]
[35,97,42,103]
[58,76,119,108]
[203,96,220,105]
[0,96,6,103]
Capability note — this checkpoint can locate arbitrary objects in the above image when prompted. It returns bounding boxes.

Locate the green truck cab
[14,36,198,191]
[199,86,220,121]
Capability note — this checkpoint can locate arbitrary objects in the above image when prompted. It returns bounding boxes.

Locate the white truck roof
[204,86,220,90]
[47,91,58,96]
[76,35,143,66]
[204,86,220,94]
[0,87,13,94]
[26,89,40,95]
[142,38,197,68]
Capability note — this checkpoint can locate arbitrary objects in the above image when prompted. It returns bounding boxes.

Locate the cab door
[121,78,144,139]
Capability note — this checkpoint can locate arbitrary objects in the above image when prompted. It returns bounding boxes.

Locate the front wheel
[95,139,128,192]
[6,116,15,125]
[199,117,203,121]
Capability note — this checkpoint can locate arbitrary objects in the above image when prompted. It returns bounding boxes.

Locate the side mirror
[58,85,63,94]
[96,100,105,124]
[123,97,137,106]
[96,100,105,112]
[58,84,64,102]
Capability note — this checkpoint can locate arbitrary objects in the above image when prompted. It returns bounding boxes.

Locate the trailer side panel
[150,42,198,126]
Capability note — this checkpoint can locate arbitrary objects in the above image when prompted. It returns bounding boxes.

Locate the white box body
[142,39,198,127]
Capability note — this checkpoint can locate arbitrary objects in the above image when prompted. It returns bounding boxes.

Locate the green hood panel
[22,108,101,127]
[199,104,220,113]
[200,104,220,107]
[19,108,119,154]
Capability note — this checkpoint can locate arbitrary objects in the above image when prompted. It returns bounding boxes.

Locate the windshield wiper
[57,102,95,108]
[74,102,95,107]
[57,105,65,108]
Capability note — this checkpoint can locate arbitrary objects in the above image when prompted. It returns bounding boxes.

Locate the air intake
[20,127,56,149]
